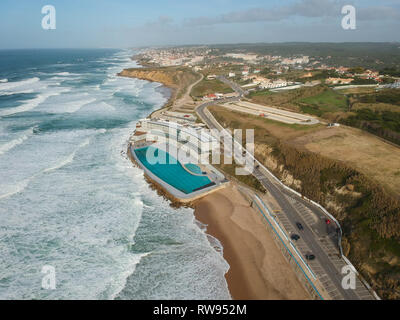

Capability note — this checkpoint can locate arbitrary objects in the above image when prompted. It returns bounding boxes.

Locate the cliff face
[118,68,179,89]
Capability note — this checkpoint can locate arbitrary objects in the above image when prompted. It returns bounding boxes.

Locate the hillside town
[136,46,400,100]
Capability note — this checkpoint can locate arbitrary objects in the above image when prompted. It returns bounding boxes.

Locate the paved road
[196,99,374,300]
[217,75,248,96]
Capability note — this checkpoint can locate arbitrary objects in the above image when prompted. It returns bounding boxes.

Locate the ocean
[0,49,230,300]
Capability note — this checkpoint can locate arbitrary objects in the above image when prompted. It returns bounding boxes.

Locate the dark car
[305,254,316,261]
[291,234,300,241]
[296,222,304,230]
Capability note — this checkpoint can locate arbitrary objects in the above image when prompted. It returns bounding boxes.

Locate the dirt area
[292,126,400,196]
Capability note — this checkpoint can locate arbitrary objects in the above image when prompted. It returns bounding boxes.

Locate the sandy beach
[194,184,309,300]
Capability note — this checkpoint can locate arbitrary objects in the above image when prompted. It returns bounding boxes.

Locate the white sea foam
[0,49,231,300]
[43,138,90,173]
[0,89,35,96]
[48,96,97,114]
[0,79,8,83]
[0,176,34,200]
[108,252,150,300]
[0,127,35,156]
[54,72,72,76]
[0,77,40,91]
[0,88,70,117]
[0,137,91,199]
[79,101,116,113]
[0,77,52,97]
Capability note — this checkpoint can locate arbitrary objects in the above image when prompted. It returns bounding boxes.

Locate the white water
[0,49,230,300]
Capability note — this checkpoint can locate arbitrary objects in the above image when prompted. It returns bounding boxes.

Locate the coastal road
[217,75,248,96]
[196,100,375,300]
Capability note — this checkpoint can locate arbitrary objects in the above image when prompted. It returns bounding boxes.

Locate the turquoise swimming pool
[134,146,214,194]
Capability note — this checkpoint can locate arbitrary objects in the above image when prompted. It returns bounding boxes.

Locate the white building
[259,79,288,89]
[136,119,219,155]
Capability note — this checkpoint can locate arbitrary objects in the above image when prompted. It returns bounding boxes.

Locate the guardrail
[252,195,323,300]
[254,194,317,280]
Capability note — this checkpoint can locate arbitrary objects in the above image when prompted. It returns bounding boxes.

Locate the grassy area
[339,87,377,95]
[245,84,400,148]
[357,89,400,106]
[246,85,326,112]
[191,78,234,98]
[247,89,273,98]
[297,89,349,116]
[342,109,400,145]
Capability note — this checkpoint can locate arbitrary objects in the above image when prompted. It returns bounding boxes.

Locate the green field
[247,89,273,98]
[297,89,348,116]
[191,78,234,98]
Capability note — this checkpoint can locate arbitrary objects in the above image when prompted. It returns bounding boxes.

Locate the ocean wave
[51,97,97,114]
[54,72,72,76]
[0,137,91,199]
[0,49,232,300]
[0,127,35,156]
[0,88,70,117]
[80,101,116,113]
[0,89,35,96]
[108,252,150,300]
[0,176,34,200]
[0,79,8,83]
[96,128,107,134]
[0,77,40,91]
[43,138,91,173]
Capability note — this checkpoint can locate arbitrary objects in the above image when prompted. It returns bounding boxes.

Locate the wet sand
[194,184,309,300]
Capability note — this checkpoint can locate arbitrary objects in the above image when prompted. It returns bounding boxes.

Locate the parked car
[305,254,316,261]
[296,222,304,230]
[291,234,300,241]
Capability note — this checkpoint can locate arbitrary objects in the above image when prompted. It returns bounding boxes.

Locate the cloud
[144,15,175,29]
[358,6,400,20]
[183,0,400,26]
[119,1,400,47]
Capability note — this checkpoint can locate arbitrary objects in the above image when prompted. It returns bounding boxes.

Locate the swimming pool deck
[129,143,227,202]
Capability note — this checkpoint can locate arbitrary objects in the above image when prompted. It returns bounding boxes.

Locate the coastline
[120,61,309,300]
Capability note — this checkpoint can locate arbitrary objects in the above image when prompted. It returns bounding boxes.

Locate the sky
[0,0,399,49]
